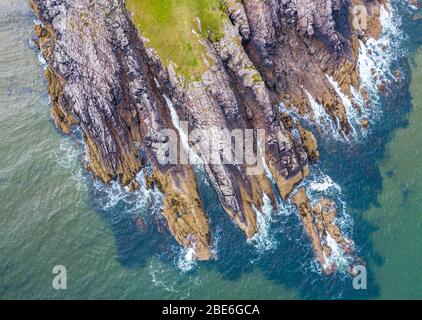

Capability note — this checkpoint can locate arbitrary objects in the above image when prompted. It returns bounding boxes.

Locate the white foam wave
[278,102,307,122]
[326,75,360,138]
[33,20,48,70]
[304,90,342,140]
[37,53,47,69]
[92,170,164,224]
[284,3,407,142]
[307,170,342,194]
[248,194,277,253]
[176,246,197,272]
[54,138,79,169]
[298,166,355,272]
[149,259,178,293]
[323,235,353,274]
[44,77,164,223]
[53,138,88,193]
[275,198,297,217]
[356,3,406,117]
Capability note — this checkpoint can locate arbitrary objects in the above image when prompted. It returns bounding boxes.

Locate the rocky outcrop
[30,0,212,259]
[292,189,356,274]
[30,0,387,271]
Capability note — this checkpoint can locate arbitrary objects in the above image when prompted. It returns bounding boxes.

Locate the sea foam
[176,246,197,272]
[248,194,278,253]
[356,3,406,119]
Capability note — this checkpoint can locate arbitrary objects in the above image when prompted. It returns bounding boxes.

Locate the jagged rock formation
[30,0,387,272]
[30,0,212,259]
[292,189,355,274]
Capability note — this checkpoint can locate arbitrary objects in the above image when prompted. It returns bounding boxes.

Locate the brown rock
[128,180,140,192]
[297,124,320,163]
[394,69,402,81]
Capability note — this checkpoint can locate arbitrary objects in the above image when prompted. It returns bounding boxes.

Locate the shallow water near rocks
[0,0,421,299]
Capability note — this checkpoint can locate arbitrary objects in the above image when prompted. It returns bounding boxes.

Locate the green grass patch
[252,73,262,83]
[127,0,228,79]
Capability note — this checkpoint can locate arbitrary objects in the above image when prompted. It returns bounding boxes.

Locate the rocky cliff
[30,0,388,273]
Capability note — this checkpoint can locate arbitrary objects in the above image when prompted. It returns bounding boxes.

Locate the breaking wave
[304,90,343,140]
[356,2,407,119]
[284,2,409,142]
[53,137,88,195]
[92,169,164,224]
[248,194,278,253]
[297,166,355,274]
[175,246,197,273]
[304,166,353,238]
[53,130,163,225]
[326,75,360,139]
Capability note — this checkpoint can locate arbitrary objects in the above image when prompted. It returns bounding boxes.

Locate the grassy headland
[127,0,228,79]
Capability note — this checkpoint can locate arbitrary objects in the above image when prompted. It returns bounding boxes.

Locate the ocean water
[0,0,421,300]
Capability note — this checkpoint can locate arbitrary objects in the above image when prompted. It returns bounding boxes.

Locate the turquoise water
[0,0,421,299]
[363,48,422,299]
